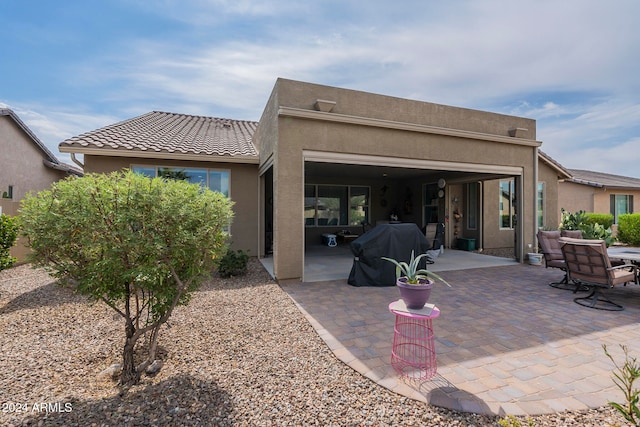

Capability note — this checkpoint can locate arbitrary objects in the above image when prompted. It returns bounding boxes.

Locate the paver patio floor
[277,252,640,416]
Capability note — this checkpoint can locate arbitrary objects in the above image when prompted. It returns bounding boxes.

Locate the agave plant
[381,250,451,286]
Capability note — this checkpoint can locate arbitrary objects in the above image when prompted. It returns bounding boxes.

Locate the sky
[1,0,639,178]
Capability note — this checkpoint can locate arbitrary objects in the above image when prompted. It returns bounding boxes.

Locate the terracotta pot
[397,277,434,309]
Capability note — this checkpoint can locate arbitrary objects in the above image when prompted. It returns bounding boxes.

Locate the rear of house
[59,78,568,282]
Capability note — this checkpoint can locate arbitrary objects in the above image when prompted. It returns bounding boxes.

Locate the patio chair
[424,222,445,251]
[559,237,639,311]
[561,230,583,239]
[537,230,582,291]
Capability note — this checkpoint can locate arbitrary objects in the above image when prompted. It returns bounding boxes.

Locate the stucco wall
[83,156,259,255]
[260,79,540,281]
[558,181,596,217]
[0,116,68,201]
[1,115,70,263]
[538,160,563,229]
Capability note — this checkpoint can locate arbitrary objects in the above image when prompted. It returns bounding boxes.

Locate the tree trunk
[120,322,140,386]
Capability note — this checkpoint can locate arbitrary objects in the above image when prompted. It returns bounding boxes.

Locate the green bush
[560,208,615,246]
[559,208,588,231]
[0,213,19,271]
[618,214,640,246]
[20,171,234,385]
[218,249,249,278]
[585,213,614,229]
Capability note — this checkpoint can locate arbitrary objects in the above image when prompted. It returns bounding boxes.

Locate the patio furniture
[336,230,359,244]
[424,222,445,251]
[321,233,337,247]
[537,230,576,290]
[560,237,639,311]
[389,300,440,380]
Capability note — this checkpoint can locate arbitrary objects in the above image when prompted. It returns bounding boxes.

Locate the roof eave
[59,146,260,164]
[42,159,84,176]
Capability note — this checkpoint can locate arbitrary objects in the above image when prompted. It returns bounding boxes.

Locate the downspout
[478,180,483,252]
[533,145,539,241]
[70,153,84,170]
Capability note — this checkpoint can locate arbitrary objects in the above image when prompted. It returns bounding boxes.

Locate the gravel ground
[0,260,626,426]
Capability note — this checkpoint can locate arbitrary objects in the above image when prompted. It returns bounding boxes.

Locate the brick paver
[281,261,640,416]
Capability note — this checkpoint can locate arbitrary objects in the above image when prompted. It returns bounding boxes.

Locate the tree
[20,170,233,385]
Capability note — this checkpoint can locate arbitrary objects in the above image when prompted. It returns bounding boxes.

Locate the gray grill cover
[347,223,431,287]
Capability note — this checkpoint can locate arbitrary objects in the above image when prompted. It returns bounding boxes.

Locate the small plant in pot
[382,250,451,309]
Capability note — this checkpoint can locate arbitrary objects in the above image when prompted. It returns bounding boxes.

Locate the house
[559,169,639,225]
[0,108,82,261]
[59,78,566,282]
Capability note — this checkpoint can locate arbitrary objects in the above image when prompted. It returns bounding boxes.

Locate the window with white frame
[499,179,516,229]
[537,182,545,228]
[467,182,478,230]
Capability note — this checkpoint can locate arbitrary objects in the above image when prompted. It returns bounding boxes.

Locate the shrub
[618,214,640,246]
[559,208,589,231]
[603,344,640,426]
[585,213,614,229]
[218,249,249,278]
[20,171,233,385]
[498,415,535,427]
[0,213,19,271]
[560,208,615,246]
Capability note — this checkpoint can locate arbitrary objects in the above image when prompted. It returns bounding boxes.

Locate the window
[499,180,515,229]
[467,182,478,230]
[610,194,634,224]
[305,184,369,226]
[537,182,545,228]
[423,184,440,224]
[132,166,230,196]
[349,187,369,226]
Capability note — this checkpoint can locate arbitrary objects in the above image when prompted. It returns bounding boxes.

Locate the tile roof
[1,108,83,176]
[538,150,572,179]
[59,111,259,161]
[566,168,640,189]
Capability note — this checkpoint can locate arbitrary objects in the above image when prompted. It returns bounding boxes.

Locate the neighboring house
[559,169,639,226]
[0,108,82,261]
[60,78,563,282]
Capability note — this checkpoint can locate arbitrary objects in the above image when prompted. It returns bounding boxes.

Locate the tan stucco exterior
[54,78,564,283]
[81,155,260,255]
[558,181,639,224]
[255,79,542,281]
[1,113,75,262]
[538,158,565,230]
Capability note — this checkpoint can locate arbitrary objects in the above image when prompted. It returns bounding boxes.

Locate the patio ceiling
[304,161,512,183]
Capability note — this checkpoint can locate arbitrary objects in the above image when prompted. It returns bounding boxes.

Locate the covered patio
[275,256,640,416]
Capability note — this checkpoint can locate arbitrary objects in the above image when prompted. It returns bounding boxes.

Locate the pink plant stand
[388,300,441,380]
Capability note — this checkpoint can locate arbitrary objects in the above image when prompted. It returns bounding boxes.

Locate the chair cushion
[537,230,563,261]
[546,259,565,269]
[611,268,637,286]
[561,230,583,239]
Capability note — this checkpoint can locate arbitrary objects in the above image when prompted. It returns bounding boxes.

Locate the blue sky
[2,0,639,178]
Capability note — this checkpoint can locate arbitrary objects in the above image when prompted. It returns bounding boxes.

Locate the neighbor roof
[59,111,259,163]
[538,150,572,179]
[566,169,640,189]
[1,108,83,176]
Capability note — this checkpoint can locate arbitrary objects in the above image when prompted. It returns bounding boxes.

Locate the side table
[388,300,440,380]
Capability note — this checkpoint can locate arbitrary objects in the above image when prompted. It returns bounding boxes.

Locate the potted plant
[382,250,451,309]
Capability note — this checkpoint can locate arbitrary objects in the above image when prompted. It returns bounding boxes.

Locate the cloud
[1,102,120,164]
[4,0,640,177]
